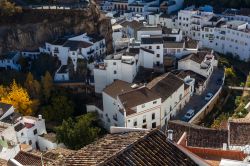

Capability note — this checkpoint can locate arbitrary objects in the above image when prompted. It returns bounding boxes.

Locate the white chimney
[223,143,227,150]
[38,115,42,121]
[167,130,173,141]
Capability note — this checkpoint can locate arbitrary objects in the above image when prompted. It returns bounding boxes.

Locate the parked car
[205,93,213,101]
[182,109,195,122]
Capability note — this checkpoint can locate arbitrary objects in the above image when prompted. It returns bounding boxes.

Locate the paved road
[173,67,224,121]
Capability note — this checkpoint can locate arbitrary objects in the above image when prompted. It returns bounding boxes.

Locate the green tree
[42,95,74,122]
[55,113,100,150]
[41,71,53,101]
[18,56,30,72]
[24,72,41,99]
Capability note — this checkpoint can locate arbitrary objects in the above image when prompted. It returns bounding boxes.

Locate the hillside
[0,0,113,54]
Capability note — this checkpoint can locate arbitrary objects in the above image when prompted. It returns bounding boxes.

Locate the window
[21,132,24,136]
[156,54,160,58]
[29,140,32,145]
[153,100,157,104]
[170,106,172,112]
[143,115,146,123]
[156,46,160,49]
[133,119,137,126]
[142,124,147,128]
[1,136,4,141]
[149,46,152,49]
[152,122,156,128]
[152,113,155,120]
[128,120,130,123]
[33,129,37,135]
[179,94,182,100]
[114,70,117,74]
[141,104,145,108]
[113,62,116,65]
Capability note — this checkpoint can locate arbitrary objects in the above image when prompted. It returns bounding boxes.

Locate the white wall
[37,136,61,151]
[102,92,125,130]
[0,145,20,160]
[137,29,162,41]
[124,98,162,129]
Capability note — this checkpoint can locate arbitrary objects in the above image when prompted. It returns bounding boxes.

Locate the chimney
[38,115,42,121]
[167,130,173,141]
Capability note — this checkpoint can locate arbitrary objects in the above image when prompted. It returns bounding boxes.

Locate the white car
[205,93,213,101]
[183,109,195,121]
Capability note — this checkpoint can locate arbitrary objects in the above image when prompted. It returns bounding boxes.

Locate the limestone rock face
[0,1,113,54]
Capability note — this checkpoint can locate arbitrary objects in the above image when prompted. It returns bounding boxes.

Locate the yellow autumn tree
[1,80,33,115]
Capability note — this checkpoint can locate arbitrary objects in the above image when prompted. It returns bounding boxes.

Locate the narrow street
[173,67,224,121]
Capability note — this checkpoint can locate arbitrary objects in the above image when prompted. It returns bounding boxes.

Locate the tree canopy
[0,0,22,16]
[55,113,101,150]
[1,80,36,115]
[42,94,74,123]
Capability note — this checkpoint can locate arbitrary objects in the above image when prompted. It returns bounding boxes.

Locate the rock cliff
[0,0,113,54]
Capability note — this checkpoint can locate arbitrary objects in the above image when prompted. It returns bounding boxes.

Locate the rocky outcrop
[0,0,113,54]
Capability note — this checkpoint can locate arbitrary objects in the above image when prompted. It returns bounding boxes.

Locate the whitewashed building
[136,25,162,41]
[54,65,69,81]
[89,72,192,130]
[0,52,21,70]
[40,33,106,71]
[140,36,164,68]
[162,8,250,61]
[178,49,217,78]
[146,73,192,125]
[97,80,162,130]
[93,49,140,93]
[0,102,61,160]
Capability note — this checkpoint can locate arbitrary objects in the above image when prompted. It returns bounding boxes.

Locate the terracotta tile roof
[120,20,143,30]
[103,80,133,99]
[185,39,198,49]
[168,120,228,149]
[173,70,207,86]
[13,151,53,166]
[138,26,162,32]
[0,159,7,166]
[164,41,184,48]
[147,73,184,101]
[118,87,160,116]
[229,118,250,146]
[44,148,75,165]
[64,130,149,166]
[64,129,198,166]
[179,52,207,64]
[186,146,247,165]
